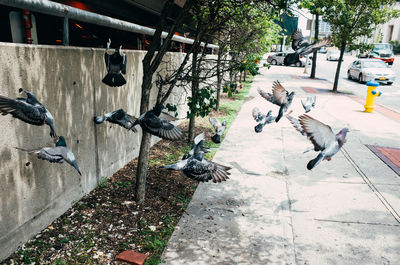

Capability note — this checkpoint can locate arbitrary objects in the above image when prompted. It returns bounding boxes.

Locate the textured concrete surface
[0,43,189,261]
[161,63,400,264]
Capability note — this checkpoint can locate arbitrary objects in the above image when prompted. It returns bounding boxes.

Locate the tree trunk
[216,46,223,111]
[333,41,347,93]
[243,70,247,82]
[310,13,319,79]
[135,131,151,203]
[188,50,199,143]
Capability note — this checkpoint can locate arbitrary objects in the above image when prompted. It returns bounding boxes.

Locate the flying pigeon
[182,132,210,160]
[257,81,295,122]
[209,117,226,143]
[129,104,183,140]
[16,136,82,175]
[301,95,316,113]
[0,90,56,138]
[94,108,137,132]
[284,29,331,66]
[252,107,275,133]
[287,114,349,170]
[161,133,231,183]
[102,39,127,87]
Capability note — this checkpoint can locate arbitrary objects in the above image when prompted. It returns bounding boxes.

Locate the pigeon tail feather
[102,73,126,87]
[211,134,221,144]
[307,153,324,170]
[284,53,300,66]
[255,123,264,133]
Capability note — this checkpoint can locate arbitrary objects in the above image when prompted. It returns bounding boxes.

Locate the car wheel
[271,59,277,65]
[347,71,352,80]
[387,82,393,85]
[358,74,364,84]
[295,61,302,67]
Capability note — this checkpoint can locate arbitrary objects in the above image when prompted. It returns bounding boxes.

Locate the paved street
[305,53,400,113]
[161,60,400,264]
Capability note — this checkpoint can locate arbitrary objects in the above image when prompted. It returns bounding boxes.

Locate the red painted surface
[116,250,148,265]
[376,147,400,168]
[302,87,318,93]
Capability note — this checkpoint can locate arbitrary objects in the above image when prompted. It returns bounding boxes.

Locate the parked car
[266,52,309,67]
[347,59,395,85]
[326,49,341,61]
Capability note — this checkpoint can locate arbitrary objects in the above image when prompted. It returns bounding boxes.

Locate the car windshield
[329,50,340,54]
[361,61,388,68]
[374,44,391,50]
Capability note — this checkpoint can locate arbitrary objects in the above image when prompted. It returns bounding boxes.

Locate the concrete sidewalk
[161,65,400,264]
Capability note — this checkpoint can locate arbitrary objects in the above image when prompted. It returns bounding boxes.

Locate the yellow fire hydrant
[364,81,382,113]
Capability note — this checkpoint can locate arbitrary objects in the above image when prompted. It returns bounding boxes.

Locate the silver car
[326,50,341,61]
[347,59,395,85]
[266,52,309,67]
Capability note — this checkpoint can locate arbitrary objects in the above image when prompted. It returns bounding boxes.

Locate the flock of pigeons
[0,32,345,183]
[255,81,348,170]
[0,39,230,183]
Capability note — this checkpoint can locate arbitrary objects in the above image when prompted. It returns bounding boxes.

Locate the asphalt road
[308,53,400,113]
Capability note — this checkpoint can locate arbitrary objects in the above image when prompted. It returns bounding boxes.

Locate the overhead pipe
[0,0,219,49]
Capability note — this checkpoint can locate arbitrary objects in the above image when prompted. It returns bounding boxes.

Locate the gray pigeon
[209,117,226,143]
[161,133,231,183]
[94,108,137,132]
[284,30,332,66]
[16,136,81,175]
[287,114,349,170]
[252,107,275,133]
[0,90,56,138]
[257,81,295,122]
[183,132,210,160]
[102,39,127,87]
[301,96,316,113]
[129,104,183,140]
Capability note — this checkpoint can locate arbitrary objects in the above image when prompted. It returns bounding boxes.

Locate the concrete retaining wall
[0,43,189,261]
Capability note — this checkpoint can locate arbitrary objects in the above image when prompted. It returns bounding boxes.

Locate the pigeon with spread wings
[16,136,81,175]
[252,108,275,133]
[94,108,137,132]
[284,29,331,66]
[129,104,183,140]
[257,81,295,122]
[301,95,316,113]
[209,117,226,143]
[102,39,127,87]
[161,133,231,183]
[287,114,349,170]
[0,90,56,138]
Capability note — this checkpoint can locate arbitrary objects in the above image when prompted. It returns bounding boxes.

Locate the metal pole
[0,0,218,49]
[63,16,69,46]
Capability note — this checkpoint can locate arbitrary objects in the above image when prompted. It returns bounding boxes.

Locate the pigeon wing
[252,107,262,121]
[309,36,332,50]
[143,116,182,140]
[0,96,45,125]
[299,114,336,150]
[291,29,305,50]
[286,115,307,136]
[183,158,230,183]
[120,114,138,132]
[209,117,221,133]
[272,81,288,105]
[35,147,65,163]
[257,88,276,104]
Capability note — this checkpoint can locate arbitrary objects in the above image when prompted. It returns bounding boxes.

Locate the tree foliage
[318,0,399,92]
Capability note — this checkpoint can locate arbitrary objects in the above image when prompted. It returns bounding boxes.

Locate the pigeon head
[152,104,164,116]
[56,136,67,147]
[337,128,349,147]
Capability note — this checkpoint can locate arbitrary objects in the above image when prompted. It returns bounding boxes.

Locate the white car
[326,50,341,61]
[347,59,395,85]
